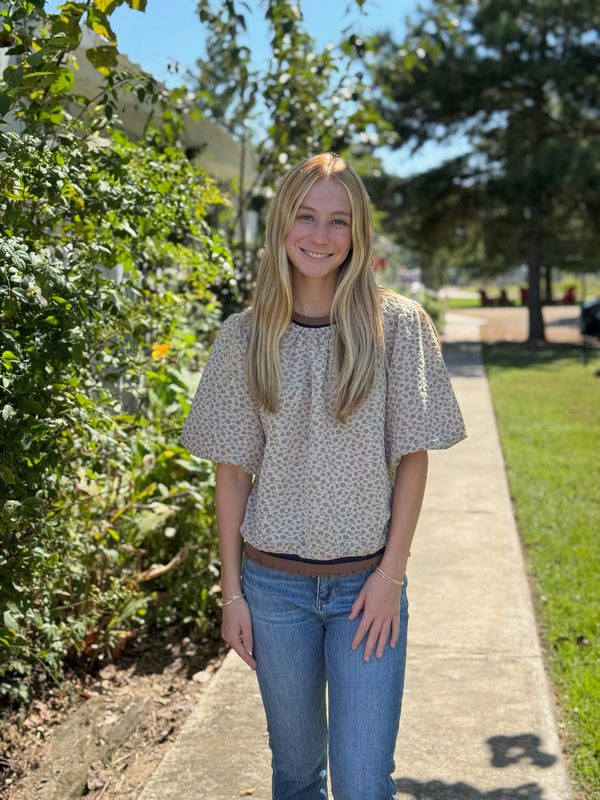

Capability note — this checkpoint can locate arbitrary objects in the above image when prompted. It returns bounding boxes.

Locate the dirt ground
[450,303,584,344]
[1,631,226,800]
[0,302,592,800]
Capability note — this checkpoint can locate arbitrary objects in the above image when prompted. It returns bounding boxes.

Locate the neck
[292,274,337,318]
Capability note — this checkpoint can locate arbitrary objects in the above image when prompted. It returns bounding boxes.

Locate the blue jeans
[242,557,409,800]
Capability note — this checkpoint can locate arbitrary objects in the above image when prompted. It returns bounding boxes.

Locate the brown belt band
[242,541,384,578]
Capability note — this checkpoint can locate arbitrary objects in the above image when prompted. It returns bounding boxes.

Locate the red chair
[562,286,576,304]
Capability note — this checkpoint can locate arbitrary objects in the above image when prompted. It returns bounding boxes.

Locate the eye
[332,218,348,226]
[298,213,313,221]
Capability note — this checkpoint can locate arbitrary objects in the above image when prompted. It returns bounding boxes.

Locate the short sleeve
[180,313,265,474]
[384,298,466,469]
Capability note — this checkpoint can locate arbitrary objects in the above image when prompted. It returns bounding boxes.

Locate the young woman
[181,153,466,800]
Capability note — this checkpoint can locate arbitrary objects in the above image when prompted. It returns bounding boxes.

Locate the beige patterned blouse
[181,290,466,561]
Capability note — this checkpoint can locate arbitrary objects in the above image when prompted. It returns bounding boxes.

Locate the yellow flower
[151,342,171,360]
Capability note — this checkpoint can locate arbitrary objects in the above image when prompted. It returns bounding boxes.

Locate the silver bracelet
[375,566,405,586]
[221,593,245,607]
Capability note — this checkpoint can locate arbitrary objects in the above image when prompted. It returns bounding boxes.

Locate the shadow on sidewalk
[395,777,549,799]
[395,732,559,799]
[441,341,484,378]
[487,734,557,770]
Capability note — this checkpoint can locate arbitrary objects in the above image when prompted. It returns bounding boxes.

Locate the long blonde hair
[246,153,383,422]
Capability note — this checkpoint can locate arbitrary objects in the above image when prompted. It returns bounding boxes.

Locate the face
[285,178,352,286]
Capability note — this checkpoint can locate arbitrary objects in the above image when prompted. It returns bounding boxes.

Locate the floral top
[181,291,466,561]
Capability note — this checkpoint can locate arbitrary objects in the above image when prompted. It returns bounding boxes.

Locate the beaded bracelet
[375,566,405,586]
[221,593,245,607]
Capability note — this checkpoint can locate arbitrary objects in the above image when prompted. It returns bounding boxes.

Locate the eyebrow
[298,203,351,218]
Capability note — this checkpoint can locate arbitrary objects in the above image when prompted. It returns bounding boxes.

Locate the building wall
[1,23,255,188]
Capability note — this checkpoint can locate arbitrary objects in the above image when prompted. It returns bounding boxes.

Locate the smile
[301,249,332,259]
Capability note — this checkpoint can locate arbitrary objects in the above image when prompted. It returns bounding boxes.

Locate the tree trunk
[526,217,546,344]
[420,254,434,290]
[543,265,553,303]
[238,137,247,269]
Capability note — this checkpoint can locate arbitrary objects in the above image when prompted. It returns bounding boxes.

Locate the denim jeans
[242,557,409,800]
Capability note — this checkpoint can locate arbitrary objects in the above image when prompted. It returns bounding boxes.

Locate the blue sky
[57,0,466,174]
[109,0,422,83]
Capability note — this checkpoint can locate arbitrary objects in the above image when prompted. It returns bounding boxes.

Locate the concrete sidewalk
[137,313,573,800]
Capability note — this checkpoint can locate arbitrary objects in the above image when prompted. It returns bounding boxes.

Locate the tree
[367,0,600,342]
[192,0,383,309]
[363,154,490,290]
[0,0,154,126]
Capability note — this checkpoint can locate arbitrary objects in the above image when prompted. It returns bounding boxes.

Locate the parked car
[581,299,600,338]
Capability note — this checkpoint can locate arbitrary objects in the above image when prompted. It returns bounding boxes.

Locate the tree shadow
[487,734,557,769]
[395,778,550,799]
[395,733,560,799]
[481,341,596,370]
[544,313,580,329]
[442,341,487,378]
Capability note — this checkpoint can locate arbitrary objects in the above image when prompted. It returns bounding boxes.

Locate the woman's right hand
[221,598,257,670]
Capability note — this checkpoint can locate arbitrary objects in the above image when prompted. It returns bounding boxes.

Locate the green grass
[447,296,481,308]
[483,344,600,798]
[450,273,600,303]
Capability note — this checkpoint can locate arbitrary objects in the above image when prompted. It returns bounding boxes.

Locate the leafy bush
[0,124,232,702]
[419,291,445,332]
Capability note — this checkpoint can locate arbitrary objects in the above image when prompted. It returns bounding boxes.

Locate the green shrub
[419,291,445,331]
[0,127,231,702]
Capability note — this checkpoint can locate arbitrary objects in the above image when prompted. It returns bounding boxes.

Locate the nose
[310,220,329,244]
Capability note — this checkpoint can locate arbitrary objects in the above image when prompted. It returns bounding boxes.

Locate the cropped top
[180,290,466,562]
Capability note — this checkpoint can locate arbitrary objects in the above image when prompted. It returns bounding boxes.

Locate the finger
[240,620,254,659]
[348,590,366,621]
[351,612,372,651]
[232,639,258,670]
[232,624,257,670]
[221,620,257,670]
[375,622,391,659]
[362,623,382,663]
[389,613,400,650]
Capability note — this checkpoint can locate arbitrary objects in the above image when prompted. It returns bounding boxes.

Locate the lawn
[447,296,481,308]
[483,344,600,798]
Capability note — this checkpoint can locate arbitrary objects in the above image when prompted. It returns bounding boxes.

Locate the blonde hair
[247,153,383,422]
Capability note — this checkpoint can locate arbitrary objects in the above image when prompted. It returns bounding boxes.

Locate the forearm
[379,450,428,580]
[215,462,253,600]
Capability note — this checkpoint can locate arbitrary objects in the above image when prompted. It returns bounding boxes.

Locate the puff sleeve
[180,312,265,474]
[384,298,466,469]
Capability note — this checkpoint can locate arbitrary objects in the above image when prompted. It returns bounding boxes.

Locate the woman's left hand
[349,570,403,662]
